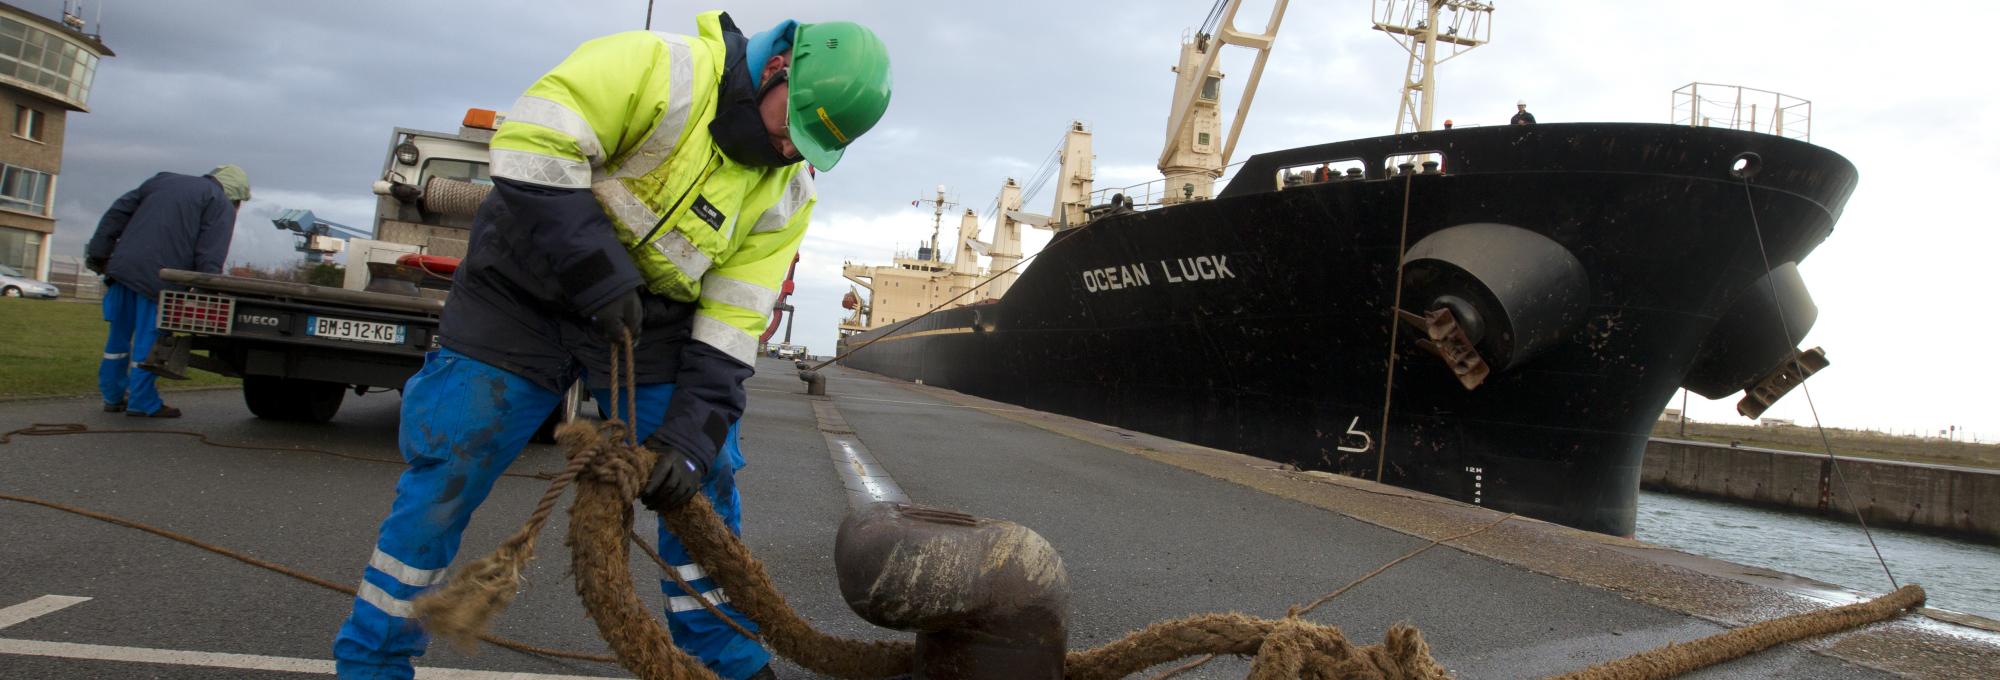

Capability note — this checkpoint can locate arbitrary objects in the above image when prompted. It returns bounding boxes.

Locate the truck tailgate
[160,268,443,315]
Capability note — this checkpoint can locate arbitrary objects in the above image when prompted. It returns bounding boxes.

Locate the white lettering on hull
[1082,255,1235,293]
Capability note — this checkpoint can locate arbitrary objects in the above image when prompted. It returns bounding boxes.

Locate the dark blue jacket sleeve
[193,190,236,274]
[86,182,150,260]
[490,177,644,315]
[650,343,753,470]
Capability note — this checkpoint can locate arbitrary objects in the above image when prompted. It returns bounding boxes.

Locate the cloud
[30,0,2000,437]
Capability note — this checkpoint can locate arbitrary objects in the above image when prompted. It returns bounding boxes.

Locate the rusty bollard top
[834,502,1069,678]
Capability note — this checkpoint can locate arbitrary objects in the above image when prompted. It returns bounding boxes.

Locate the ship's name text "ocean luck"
[1081,255,1235,293]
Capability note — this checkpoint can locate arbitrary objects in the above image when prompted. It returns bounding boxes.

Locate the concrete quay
[0,359,1993,678]
[1644,438,2000,541]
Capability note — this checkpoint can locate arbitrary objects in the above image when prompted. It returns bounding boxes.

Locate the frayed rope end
[415,543,533,652]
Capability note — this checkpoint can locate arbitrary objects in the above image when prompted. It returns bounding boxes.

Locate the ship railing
[1672,82,1811,142]
[1092,150,1463,214]
[1086,160,1252,213]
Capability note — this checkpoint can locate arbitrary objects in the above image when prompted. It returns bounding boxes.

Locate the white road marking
[0,595,91,629]
[0,596,621,679]
[832,437,908,506]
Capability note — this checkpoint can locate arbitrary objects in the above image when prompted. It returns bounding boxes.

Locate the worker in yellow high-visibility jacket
[333,12,891,680]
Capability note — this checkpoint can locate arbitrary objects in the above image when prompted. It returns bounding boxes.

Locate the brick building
[0,1,110,280]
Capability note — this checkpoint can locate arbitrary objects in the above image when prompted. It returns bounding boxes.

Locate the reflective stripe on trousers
[98,282,162,414]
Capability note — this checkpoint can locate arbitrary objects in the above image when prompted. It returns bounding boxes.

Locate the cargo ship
[834,2,1851,536]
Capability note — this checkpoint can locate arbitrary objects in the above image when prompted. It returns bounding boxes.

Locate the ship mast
[915,185,957,263]
[1374,0,1493,134]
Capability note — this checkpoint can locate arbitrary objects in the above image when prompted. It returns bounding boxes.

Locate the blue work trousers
[98,282,162,414]
[332,348,766,679]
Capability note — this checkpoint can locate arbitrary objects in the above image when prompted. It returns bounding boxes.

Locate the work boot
[126,405,182,418]
[102,401,126,413]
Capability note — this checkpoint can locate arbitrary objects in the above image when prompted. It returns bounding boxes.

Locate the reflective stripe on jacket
[487,11,815,365]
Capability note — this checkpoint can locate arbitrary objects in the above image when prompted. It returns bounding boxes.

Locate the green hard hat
[787,21,892,170]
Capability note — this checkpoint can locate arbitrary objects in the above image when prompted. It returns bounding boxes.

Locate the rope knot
[561,420,652,496]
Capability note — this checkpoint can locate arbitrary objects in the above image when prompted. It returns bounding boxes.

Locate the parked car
[0,263,60,299]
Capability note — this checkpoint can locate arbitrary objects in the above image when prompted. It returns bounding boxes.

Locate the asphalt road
[0,359,1884,678]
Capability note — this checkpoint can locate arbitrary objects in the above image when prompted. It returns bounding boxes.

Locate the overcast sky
[39,1,2000,440]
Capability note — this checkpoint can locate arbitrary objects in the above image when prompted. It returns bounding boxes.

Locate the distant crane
[272,208,370,264]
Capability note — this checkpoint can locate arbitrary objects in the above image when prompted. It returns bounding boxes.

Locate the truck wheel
[243,376,346,423]
[530,383,584,444]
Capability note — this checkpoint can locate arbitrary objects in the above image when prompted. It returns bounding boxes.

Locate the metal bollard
[835,503,1069,679]
[800,369,826,396]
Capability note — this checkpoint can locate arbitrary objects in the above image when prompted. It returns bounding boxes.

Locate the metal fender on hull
[1400,223,1590,373]
[1683,262,1818,399]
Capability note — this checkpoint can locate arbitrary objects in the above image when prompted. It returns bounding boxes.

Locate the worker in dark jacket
[84,165,250,417]
[1511,99,1536,125]
[331,13,891,680]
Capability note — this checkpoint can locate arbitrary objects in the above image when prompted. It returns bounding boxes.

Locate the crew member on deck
[1511,99,1537,125]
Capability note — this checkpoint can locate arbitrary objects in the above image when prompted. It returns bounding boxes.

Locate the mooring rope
[2,331,1930,678]
[0,490,615,663]
[0,422,557,481]
[1374,170,1418,482]
[1547,584,1925,680]
[807,241,1045,373]
[1150,512,1514,679]
[1736,174,1900,590]
[421,336,1928,679]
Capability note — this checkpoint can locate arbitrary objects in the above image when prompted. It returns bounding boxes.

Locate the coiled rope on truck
[421,176,493,219]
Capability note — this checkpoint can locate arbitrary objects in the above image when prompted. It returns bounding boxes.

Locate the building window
[0,17,101,107]
[421,158,491,186]
[0,226,40,274]
[14,105,43,141]
[1200,75,1221,101]
[0,164,52,215]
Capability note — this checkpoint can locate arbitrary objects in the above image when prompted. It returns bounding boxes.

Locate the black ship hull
[837,123,1857,536]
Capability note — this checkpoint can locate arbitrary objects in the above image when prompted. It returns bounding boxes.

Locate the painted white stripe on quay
[1,595,619,677]
[0,638,623,679]
[0,595,91,629]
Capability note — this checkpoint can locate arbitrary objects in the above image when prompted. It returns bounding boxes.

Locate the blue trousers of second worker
[593,385,767,680]
[98,282,163,414]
